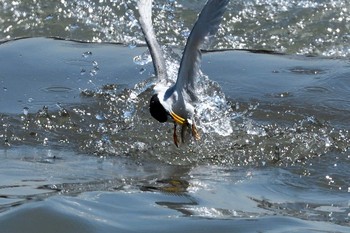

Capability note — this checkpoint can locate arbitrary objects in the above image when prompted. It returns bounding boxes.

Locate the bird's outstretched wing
[175,0,230,101]
[137,0,167,81]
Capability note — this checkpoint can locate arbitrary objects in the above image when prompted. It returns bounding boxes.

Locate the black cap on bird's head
[150,94,168,123]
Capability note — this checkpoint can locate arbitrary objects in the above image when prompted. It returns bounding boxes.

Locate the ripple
[288,67,326,75]
[304,86,330,93]
[267,92,293,98]
[1,0,349,57]
[323,99,350,111]
[41,86,73,93]
[64,59,92,66]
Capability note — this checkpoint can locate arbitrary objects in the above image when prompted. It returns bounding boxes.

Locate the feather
[175,0,229,101]
[137,0,167,81]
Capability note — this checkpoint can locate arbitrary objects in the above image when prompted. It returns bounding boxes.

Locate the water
[1,0,350,56]
[0,0,350,232]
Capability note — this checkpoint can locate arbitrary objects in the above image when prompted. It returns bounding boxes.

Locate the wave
[1,0,349,57]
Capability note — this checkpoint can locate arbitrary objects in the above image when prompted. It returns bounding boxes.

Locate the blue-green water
[0,0,350,232]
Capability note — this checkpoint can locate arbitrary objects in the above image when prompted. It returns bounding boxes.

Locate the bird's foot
[173,123,179,147]
[180,124,188,144]
[191,123,200,141]
[173,121,200,147]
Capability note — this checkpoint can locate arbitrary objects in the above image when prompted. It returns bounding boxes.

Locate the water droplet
[37,106,49,117]
[28,97,34,103]
[3,87,7,92]
[95,113,105,121]
[92,60,99,67]
[23,107,29,116]
[271,92,292,98]
[45,14,53,20]
[181,29,190,38]
[128,40,137,49]
[69,24,79,32]
[80,68,86,75]
[133,52,152,65]
[90,69,98,76]
[58,104,70,117]
[82,51,92,58]
[139,67,146,74]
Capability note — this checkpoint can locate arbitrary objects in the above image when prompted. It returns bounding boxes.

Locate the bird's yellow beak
[170,111,186,125]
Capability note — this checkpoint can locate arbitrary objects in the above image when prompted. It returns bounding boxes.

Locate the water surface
[0,0,350,232]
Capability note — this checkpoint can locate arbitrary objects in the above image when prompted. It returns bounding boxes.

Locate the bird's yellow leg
[191,123,200,140]
[173,123,179,147]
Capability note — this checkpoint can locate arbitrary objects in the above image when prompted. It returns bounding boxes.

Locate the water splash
[2,0,349,57]
[194,74,233,136]
[133,51,152,66]
[82,51,92,58]
[23,107,29,116]
[1,74,349,167]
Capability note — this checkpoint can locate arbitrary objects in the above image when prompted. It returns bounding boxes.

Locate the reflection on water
[1,146,349,230]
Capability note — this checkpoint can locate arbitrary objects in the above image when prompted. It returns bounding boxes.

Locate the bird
[137,0,229,147]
